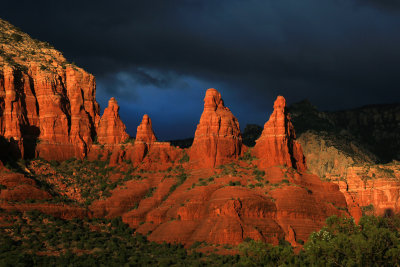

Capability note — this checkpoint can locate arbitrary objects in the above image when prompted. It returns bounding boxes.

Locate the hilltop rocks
[190,88,242,168]
[136,114,157,143]
[97,97,129,144]
[253,96,306,171]
[89,114,182,170]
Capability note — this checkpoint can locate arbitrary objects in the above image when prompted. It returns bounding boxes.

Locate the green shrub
[11,33,23,42]
[229,181,241,186]
[179,153,190,163]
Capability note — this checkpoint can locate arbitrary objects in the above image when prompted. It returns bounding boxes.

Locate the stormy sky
[1,0,400,140]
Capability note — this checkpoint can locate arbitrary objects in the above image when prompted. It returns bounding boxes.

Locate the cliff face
[329,162,400,217]
[190,88,242,168]
[297,131,377,179]
[0,18,100,161]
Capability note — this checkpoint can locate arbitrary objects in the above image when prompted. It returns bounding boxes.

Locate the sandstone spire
[97,97,129,144]
[135,114,157,143]
[252,96,306,171]
[190,88,242,167]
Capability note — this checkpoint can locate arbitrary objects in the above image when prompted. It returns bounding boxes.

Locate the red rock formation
[253,96,306,171]
[0,19,100,161]
[0,64,100,161]
[331,163,400,217]
[123,114,180,168]
[89,114,181,170]
[190,88,242,168]
[125,165,346,246]
[97,97,129,144]
[136,114,157,143]
[0,167,52,201]
[0,184,52,201]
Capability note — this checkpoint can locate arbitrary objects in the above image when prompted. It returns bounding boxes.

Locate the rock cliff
[0,18,100,161]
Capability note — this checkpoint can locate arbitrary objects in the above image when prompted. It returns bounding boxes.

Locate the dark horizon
[1,0,399,140]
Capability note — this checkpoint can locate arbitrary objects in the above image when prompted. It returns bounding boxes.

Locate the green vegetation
[361,204,375,215]
[217,163,241,176]
[123,137,135,145]
[29,158,138,206]
[239,150,256,161]
[191,176,215,189]
[163,166,189,200]
[239,215,400,266]
[178,152,190,163]
[0,210,238,266]
[377,166,396,178]
[228,180,242,186]
[252,168,265,183]
[2,209,400,266]
[144,187,156,198]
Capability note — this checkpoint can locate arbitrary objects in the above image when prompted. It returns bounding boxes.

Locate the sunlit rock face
[253,96,306,171]
[135,114,157,143]
[0,18,101,160]
[190,88,242,168]
[97,97,129,145]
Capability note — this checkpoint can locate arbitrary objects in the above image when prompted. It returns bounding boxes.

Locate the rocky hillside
[286,100,400,217]
[288,100,400,164]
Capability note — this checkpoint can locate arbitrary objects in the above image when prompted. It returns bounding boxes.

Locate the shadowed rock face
[97,97,129,145]
[190,88,242,168]
[253,96,306,171]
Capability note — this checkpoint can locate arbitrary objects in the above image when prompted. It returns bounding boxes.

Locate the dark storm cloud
[1,0,399,138]
[360,0,400,11]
